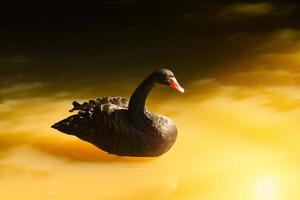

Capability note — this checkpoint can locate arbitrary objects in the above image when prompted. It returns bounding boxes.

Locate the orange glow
[1,77,300,200]
[1,32,300,199]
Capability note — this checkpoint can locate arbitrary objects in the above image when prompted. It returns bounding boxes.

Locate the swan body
[51,69,184,157]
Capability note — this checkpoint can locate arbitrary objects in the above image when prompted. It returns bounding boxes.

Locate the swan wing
[51,96,129,136]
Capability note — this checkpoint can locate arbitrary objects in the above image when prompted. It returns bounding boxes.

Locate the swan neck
[128,76,155,121]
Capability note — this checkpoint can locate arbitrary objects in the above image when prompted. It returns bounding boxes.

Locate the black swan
[51,69,184,157]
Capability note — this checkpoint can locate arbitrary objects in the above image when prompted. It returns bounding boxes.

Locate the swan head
[152,68,185,93]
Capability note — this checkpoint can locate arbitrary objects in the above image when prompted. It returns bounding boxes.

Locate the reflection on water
[0,81,300,200]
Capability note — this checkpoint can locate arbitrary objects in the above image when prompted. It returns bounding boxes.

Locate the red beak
[169,77,184,93]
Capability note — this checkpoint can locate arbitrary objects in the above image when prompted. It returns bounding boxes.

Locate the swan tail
[51,114,88,137]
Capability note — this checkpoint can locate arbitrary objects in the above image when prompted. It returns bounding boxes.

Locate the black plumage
[51,69,184,157]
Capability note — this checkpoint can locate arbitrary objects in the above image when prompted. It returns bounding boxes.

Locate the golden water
[1,79,300,200]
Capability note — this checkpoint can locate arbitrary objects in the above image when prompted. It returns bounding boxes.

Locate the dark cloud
[219,2,274,18]
[0,0,300,99]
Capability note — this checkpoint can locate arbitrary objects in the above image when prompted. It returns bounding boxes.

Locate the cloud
[0,82,46,95]
[249,29,300,70]
[217,28,300,78]
[186,27,300,111]
[0,82,49,103]
[255,29,300,53]
[222,70,300,87]
[219,2,273,18]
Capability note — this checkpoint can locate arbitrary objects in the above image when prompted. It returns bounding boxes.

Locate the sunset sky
[1,1,300,200]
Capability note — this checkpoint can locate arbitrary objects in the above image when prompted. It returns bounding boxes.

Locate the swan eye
[165,76,173,83]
